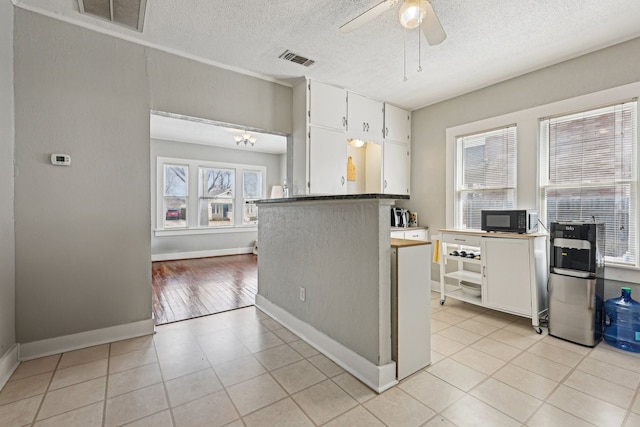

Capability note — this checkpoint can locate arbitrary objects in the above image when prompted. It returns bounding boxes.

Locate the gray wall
[408,37,640,281]
[13,9,292,344]
[151,138,284,256]
[0,1,16,359]
[257,200,392,365]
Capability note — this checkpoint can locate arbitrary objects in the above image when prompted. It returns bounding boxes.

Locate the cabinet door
[384,104,411,143]
[482,237,532,316]
[383,140,410,195]
[308,126,347,194]
[347,92,384,142]
[309,80,347,130]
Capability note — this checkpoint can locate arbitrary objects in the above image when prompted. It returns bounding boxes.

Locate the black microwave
[481,210,538,234]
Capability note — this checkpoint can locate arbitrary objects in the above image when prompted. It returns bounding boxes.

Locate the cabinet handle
[454,238,466,242]
[366,123,370,132]
[482,266,486,277]
[385,127,389,137]
[362,122,366,131]
[342,117,346,128]
[341,176,345,185]
[383,180,387,189]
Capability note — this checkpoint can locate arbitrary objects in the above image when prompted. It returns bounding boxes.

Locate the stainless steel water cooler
[548,221,605,346]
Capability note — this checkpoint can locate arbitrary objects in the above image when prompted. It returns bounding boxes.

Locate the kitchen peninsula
[255,194,431,392]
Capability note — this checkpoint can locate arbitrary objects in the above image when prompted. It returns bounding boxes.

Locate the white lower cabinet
[483,237,532,316]
[439,230,548,332]
[391,241,431,380]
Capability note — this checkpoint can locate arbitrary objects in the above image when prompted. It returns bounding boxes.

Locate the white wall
[408,37,640,281]
[150,138,283,257]
[0,1,16,361]
[13,9,291,344]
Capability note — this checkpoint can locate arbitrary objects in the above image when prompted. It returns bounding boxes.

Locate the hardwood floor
[151,254,257,325]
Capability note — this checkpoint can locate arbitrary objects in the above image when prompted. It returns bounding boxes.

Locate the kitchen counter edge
[256,193,410,204]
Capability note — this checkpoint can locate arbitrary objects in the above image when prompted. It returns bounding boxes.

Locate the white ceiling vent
[78,0,147,32]
[278,50,315,67]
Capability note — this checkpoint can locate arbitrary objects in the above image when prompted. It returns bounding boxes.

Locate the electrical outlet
[300,287,306,302]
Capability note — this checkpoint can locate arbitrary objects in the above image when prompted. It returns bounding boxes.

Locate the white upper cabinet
[309,80,347,131]
[347,92,384,143]
[384,104,411,143]
[308,125,347,195]
[383,140,411,195]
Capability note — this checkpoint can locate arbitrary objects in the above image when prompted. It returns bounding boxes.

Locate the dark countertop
[256,193,410,204]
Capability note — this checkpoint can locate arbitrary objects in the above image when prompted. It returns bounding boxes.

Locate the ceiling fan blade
[421,0,447,45]
[339,0,398,34]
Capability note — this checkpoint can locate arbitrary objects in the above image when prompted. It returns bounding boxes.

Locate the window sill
[154,225,257,237]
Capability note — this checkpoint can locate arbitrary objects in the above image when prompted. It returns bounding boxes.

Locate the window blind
[456,126,517,229]
[540,100,637,265]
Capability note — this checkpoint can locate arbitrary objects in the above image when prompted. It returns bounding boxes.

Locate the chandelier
[233,132,256,147]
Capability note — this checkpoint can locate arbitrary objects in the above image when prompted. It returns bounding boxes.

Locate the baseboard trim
[255,295,397,393]
[18,319,155,361]
[0,345,19,390]
[151,247,253,261]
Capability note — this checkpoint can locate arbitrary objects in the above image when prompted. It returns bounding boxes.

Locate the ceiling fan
[339,0,446,46]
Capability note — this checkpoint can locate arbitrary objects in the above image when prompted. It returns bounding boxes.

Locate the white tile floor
[2,292,640,426]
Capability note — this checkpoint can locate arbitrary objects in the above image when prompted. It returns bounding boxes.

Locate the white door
[309,80,346,130]
[482,237,532,316]
[384,104,411,143]
[383,140,410,195]
[308,126,347,194]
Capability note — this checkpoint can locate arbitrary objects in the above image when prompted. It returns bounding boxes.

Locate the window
[199,167,235,227]
[163,164,188,229]
[455,126,517,229]
[242,170,263,225]
[157,157,266,232]
[540,100,638,265]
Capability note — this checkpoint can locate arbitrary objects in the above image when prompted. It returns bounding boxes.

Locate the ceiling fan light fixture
[399,0,426,29]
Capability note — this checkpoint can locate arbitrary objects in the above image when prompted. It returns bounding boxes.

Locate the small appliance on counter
[548,221,605,346]
[481,209,538,234]
[391,207,410,228]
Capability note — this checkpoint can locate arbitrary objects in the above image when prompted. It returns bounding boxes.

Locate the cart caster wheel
[534,327,543,334]
[439,300,445,306]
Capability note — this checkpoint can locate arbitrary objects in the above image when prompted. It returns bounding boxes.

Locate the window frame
[539,100,638,266]
[155,156,266,235]
[445,82,640,278]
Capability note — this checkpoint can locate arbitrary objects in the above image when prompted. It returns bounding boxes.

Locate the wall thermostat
[51,154,71,166]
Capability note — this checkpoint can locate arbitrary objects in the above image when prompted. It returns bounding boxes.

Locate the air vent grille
[78,0,147,32]
[279,50,315,67]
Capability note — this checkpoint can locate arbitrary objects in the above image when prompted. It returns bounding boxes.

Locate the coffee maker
[391,207,410,228]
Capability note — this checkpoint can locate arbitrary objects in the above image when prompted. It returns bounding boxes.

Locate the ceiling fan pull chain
[403,27,408,82]
[418,23,423,72]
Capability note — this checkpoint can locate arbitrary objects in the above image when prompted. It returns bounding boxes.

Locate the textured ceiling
[14,0,640,111]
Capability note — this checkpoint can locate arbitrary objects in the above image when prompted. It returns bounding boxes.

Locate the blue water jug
[604,287,640,353]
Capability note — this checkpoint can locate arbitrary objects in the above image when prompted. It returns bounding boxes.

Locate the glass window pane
[163,164,188,229]
[243,170,262,199]
[164,165,188,196]
[199,167,234,227]
[164,197,186,229]
[457,126,517,229]
[243,201,259,225]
